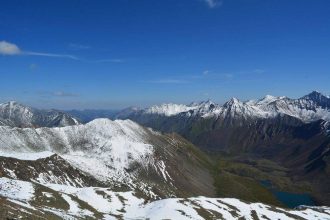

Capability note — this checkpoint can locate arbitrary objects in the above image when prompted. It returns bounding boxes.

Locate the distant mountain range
[114,91,330,205]
[0,101,80,127]
[63,91,330,124]
[116,91,330,122]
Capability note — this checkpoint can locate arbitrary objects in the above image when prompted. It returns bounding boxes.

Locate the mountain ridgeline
[115,91,330,205]
[0,92,330,219]
[0,101,80,127]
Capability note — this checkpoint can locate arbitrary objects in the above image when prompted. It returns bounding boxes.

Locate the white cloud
[204,0,223,8]
[0,41,21,55]
[0,40,121,63]
[0,40,78,60]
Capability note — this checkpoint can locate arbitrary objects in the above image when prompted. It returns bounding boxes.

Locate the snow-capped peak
[255,95,287,106]
[257,95,278,104]
[0,118,155,184]
[224,97,242,107]
[302,91,329,102]
[146,103,198,116]
[0,100,28,108]
[133,91,330,122]
[0,100,80,127]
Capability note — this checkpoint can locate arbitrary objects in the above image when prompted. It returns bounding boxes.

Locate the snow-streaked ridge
[0,101,80,127]
[0,118,167,189]
[0,151,54,160]
[1,177,329,220]
[134,91,330,122]
[146,103,199,116]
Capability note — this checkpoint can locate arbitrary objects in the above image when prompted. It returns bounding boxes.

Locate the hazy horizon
[0,90,328,111]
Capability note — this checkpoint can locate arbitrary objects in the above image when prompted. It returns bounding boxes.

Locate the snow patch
[0,151,54,160]
[0,177,34,201]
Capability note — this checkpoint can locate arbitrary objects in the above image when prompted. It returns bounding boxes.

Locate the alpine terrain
[0,106,329,218]
[0,101,80,127]
[116,91,330,206]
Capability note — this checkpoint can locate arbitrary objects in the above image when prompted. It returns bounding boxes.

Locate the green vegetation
[210,156,314,207]
[214,170,282,206]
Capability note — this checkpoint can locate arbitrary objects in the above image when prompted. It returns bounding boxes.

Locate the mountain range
[0,91,330,219]
[117,91,330,122]
[0,101,80,127]
[114,91,330,206]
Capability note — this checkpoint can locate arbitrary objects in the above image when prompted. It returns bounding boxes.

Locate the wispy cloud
[68,43,91,50]
[203,70,210,75]
[252,69,266,74]
[36,90,80,98]
[204,0,223,8]
[0,40,78,60]
[190,70,233,80]
[0,40,123,63]
[24,51,79,60]
[91,59,124,63]
[53,91,79,97]
[142,79,189,84]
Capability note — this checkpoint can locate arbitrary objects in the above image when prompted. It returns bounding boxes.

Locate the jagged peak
[127,106,140,111]
[8,100,18,105]
[257,95,279,105]
[146,103,196,116]
[1,100,22,106]
[223,97,242,107]
[197,100,216,108]
[199,99,214,104]
[0,100,80,127]
[117,91,330,122]
[0,101,32,111]
[264,95,277,100]
[303,90,328,99]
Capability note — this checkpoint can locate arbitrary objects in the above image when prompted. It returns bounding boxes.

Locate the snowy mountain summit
[0,101,80,127]
[131,91,330,122]
[0,118,215,198]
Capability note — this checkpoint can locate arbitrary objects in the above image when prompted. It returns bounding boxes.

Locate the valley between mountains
[0,91,329,219]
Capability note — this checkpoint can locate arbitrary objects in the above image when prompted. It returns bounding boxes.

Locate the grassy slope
[152,131,289,207]
[211,156,317,207]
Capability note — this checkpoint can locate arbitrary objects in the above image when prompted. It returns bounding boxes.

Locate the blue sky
[0,0,329,109]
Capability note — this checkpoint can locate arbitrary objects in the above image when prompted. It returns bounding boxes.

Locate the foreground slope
[0,118,215,199]
[1,177,330,219]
